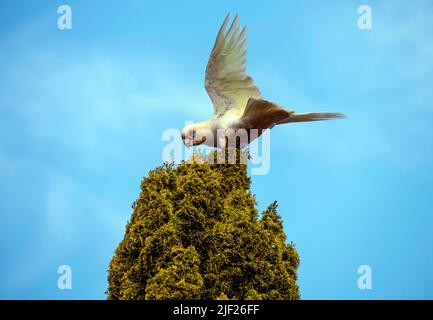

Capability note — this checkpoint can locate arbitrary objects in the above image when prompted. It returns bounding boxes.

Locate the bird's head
[181,123,210,148]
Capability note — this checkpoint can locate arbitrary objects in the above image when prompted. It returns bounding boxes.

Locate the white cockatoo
[181,14,345,149]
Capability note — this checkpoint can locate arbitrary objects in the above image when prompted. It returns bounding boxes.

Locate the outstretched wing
[205,14,262,117]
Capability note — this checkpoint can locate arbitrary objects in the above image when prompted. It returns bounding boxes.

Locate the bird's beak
[183,138,192,148]
[181,132,191,148]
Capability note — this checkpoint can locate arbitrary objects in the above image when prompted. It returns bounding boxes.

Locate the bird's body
[181,14,345,149]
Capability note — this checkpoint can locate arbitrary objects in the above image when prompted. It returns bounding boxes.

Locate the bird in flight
[181,14,345,149]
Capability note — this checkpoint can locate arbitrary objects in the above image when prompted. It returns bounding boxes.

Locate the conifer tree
[107,149,300,300]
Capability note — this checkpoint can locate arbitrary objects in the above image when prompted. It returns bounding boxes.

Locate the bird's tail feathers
[276,112,346,124]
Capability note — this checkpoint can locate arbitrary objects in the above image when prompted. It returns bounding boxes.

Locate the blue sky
[1,0,432,299]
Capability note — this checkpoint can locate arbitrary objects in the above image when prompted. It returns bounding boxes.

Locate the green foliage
[107,149,300,300]
[145,246,204,300]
